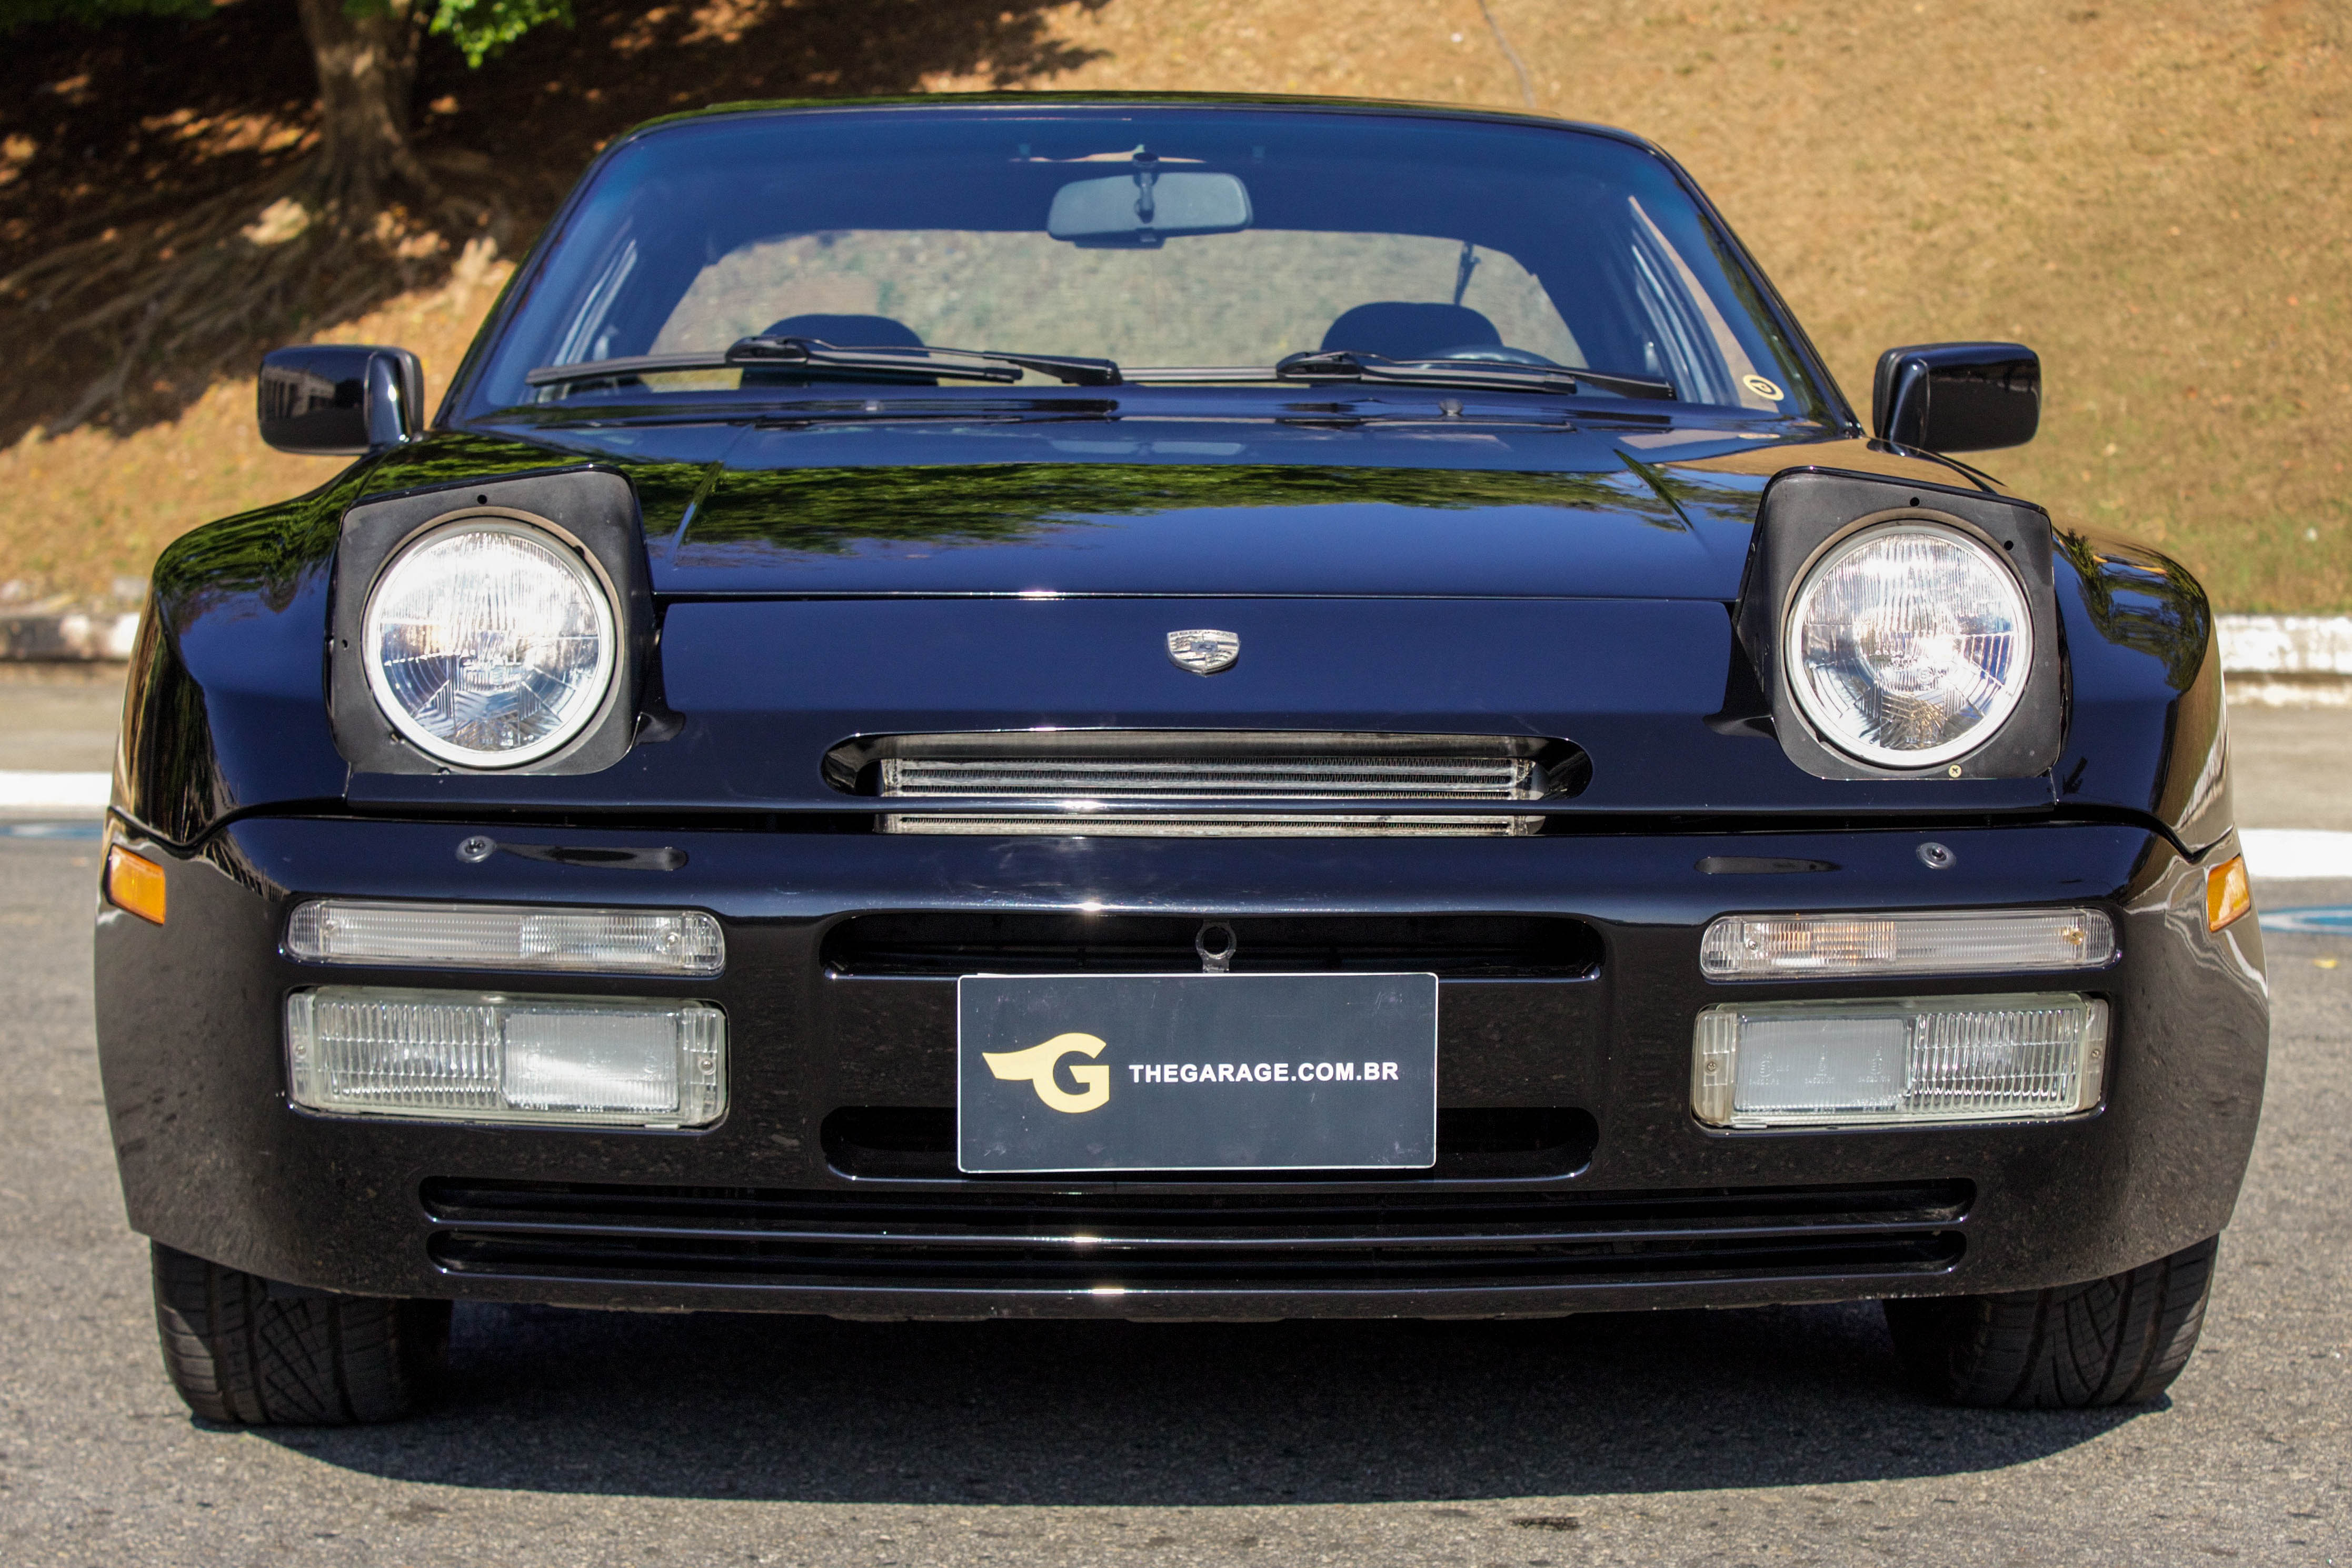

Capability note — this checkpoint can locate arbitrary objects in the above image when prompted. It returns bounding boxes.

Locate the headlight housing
[363,519,617,768]
[1783,522,2032,768]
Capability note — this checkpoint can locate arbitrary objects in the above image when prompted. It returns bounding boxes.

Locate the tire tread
[150,1242,447,1425]
[1885,1236,2219,1409]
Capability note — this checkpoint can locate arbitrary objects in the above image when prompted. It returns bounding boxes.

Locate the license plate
[956,972,1438,1174]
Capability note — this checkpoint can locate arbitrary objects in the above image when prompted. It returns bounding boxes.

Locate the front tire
[1883,1236,2218,1409]
[150,1242,450,1425]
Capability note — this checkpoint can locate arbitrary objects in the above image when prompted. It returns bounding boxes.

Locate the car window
[462,107,1829,419]
[649,229,1584,375]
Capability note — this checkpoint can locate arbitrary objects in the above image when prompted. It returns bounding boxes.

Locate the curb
[2216,615,2352,675]
[2217,616,2352,707]
[0,611,139,662]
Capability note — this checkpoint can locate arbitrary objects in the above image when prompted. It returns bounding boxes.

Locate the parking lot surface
[1,694,2346,1565]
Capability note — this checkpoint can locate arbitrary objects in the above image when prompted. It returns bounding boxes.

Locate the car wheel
[150,1242,451,1425]
[1883,1235,2218,1409]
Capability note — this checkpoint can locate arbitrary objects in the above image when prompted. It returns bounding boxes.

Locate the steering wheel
[1417,344,1559,366]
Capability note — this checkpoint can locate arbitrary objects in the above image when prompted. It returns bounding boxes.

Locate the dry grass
[0,243,510,601]
[3,0,2345,607]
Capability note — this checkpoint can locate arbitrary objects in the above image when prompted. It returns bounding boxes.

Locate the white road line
[0,772,110,811]
[2238,829,2352,881]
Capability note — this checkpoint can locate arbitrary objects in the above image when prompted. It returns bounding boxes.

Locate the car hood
[135,419,2232,852]
[372,420,1985,601]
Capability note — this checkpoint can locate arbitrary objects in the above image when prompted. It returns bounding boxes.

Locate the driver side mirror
[1872,342,2040,452]
[257,345,423,455]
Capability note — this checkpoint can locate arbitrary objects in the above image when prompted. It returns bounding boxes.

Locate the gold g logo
[982,1033,1110,1113]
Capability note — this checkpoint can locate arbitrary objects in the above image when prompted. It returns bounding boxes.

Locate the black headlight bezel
[1736,467,2065,782]
[327,466,654,776]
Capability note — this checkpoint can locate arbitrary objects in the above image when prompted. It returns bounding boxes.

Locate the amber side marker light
[2206,854,2252,933]
[105,845,166,925]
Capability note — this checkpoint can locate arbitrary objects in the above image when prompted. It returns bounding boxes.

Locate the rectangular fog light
[1692,993,2107,1128]
[1700,908,2114,980]
[286,900,723,976]
[286,987,725,1127]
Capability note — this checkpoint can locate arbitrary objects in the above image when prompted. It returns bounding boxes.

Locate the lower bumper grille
[422,1179,1969,1292]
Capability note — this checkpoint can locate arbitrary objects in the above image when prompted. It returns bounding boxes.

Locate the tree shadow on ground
[257,1300,2145,1505]
[0,0,1105,445]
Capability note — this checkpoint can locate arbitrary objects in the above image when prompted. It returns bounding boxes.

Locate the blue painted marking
[0,820,104,842]
[2259,905,2352,935]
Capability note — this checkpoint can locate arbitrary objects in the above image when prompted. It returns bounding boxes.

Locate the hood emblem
[1167,628,1240,675]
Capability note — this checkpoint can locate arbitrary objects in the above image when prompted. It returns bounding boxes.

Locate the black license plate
[956,972,1438,1174]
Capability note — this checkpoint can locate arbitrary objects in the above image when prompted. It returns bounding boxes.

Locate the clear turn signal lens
[286,987,725,1127]
[286,900,723,976]
[1700,907,2114,980]
[1692,993,2107,1128]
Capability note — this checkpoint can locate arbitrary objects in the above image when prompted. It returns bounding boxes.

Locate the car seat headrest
[759,314,925,347]
[1320,302,1502,360]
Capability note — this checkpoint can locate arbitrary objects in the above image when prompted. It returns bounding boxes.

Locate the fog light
[1692,993,2106,1128]
[286,901,723,976]
[1701,908,2113,980]
[286,987,725,1127]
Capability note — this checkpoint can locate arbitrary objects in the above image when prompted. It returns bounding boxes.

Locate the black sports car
[96,95,2267,1425]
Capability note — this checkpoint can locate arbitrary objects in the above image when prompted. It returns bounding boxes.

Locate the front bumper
[95,816,2268,1319]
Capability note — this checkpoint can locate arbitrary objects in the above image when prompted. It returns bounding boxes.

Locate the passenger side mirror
[257,345,423,455]
[1872,342,2040,452]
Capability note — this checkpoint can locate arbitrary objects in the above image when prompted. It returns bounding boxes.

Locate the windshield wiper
[525,337,1123,391]
[1275,350,1676,402]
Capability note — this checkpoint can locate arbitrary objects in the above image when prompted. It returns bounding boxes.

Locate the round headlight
[363,519,616,768]
[1785,522,2032,768]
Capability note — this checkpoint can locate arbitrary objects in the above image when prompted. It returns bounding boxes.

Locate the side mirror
[1872,342,2039,452]
[257,345,423,455]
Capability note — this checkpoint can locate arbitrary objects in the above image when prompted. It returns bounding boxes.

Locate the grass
[2,0,2346,609]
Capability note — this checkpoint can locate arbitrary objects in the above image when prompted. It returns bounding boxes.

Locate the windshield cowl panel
[457,102,1839,430]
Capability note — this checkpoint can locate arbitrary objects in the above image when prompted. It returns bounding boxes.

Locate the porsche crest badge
[1166,628,1240,675]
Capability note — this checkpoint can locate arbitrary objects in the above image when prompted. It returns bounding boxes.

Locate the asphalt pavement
[0,680,2345,1565]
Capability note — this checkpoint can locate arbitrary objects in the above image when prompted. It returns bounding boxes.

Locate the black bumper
[94,816,2269,1319]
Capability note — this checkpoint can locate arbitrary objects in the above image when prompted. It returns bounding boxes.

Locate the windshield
[461,105,1831,418]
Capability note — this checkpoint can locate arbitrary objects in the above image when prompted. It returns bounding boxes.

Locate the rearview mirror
[1048,170,1252,245]
[257,345,423,455]
[1872,342,2039,452]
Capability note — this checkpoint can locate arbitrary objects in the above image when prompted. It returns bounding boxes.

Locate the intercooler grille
[881,755,1540,798]
[834,731,1586,837]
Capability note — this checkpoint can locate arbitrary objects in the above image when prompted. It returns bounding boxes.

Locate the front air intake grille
[421,1179,1969,1292]
[823,730,1588,837]
[884,812,1532,837]
[883,754,1541,798]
